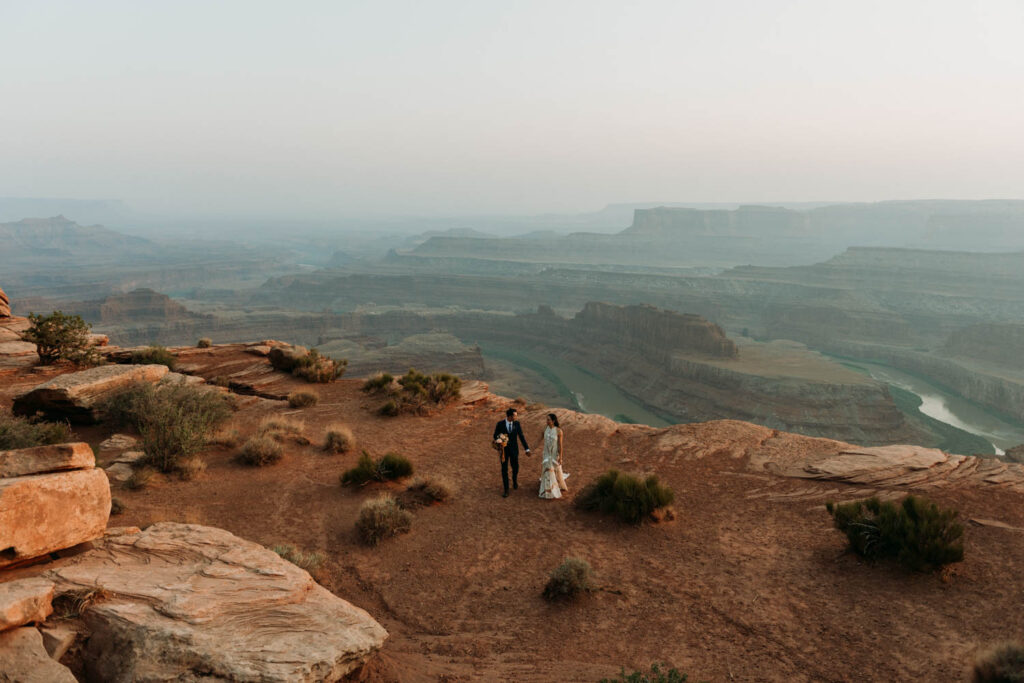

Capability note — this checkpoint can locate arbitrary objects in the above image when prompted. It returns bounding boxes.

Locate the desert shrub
[23,311,100,366]
[272,544,326,574]
[575,470,675,524]
[102,381,230,475]
[130,345,177,370]
[259,416,305,436]
[197,338,212,348]
[599,664,689,683]
[401,475,455,507]
[340,451,413,486]
[288,390,319,408]
[973,642,1024,683]
[177,455,207,480]
[211,427,242,448]
[356,495,412,546]
[361,372,394,393]
[110,498,126,515]
[125,466,157,490]
[826,495,965,572]
[292,349,347,383]
[542,557,593,601]
[323,424,354,454]
[0,411,72,450]
[373,368,462,416]
[237,435,283,466]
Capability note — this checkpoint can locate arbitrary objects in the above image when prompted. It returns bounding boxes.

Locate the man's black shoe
[513,482,518,490]
[502,490,509,498]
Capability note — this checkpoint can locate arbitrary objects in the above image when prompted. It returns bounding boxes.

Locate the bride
[539,413,569,499]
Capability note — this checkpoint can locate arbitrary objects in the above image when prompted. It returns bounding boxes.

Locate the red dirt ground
[4,349,1023,682]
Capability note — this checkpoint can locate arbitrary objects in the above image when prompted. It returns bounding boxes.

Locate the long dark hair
[547,413,559,427]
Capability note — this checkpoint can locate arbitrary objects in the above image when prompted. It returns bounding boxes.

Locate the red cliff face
[0,285,10,318]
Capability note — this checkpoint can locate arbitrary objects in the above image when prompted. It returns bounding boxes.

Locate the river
[848,361,1024,455]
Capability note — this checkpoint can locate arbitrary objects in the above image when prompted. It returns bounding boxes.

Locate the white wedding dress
[538,426,568,499]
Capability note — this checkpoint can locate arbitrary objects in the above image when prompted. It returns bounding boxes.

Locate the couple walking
[492,407,569,499]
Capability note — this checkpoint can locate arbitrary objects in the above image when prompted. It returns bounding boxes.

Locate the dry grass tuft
[52,588,110,619]
[399,475,455,508]
[272,544,326,574]
[237,435,283,466]
[356,495,412,546]
[543,557,593,602]
[288,390,319,408]
[323,423,354,454]
[973,642,1024,682]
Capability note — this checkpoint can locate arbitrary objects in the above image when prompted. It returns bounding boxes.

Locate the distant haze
[2,1,1023,219]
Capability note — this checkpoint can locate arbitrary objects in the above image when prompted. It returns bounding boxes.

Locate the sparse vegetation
[125,466,157,490]
[542,557,593,601]
[973,642,1024,683]
[197,338,212,348]
[323,423,354,454]
[110,497,126,515]
[271,346,347,383]
[826,495,965,572]
[102,381,231,476]
[599,664,690,683]
[361,372,394,393]
[23,310,101,366]
[399,475,455,508]
[237,435,283,466]
[130,345,177,370]
[340,451,414,486]
[0,411,72,450]
[356,495,413,546]
[575,470,675,524]
[52,588,108,619]
[365,367,462,416]
[288,390,319,408]
[272,544,326,574]
[177,454,207,480]
[211,426,242,448]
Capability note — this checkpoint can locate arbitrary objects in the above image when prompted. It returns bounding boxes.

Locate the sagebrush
[973,642,1024,683]
[102,381,231,475]
[341,451,414,486]
[237,435,283,466]
[599,664,690,683]
[575,470,675,524]
[0,411,72,450]
[542,557,593,601]
[364,367,462,416]
[288,390,319,408]
[131,345,176,370]
[356,495,412,546]
[323,424,354,454]
[826,495,965,572]
[272,544,326,574]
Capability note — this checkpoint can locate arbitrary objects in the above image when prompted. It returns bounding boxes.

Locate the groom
[493,407,530,497]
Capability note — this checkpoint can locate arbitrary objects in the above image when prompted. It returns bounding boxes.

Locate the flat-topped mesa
[623,205,813,238]
[572,302,738,361]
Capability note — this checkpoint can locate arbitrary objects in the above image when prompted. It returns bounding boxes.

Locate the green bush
[292,348,347,383]
[288,390,319,408]
[575,470,675,524]
[340,451,413,486]
[826,495,965,572]
[973,642,1024,683]
[542,557,593,601]
[237,435,283,466]
[600,664,690,683]
[361,372,394,393]
[323,424,354,454]
[374,368,462,416]
[0,411,72,450]
[197,338,212,348]
[356,495,412,546]
[131,345,177,370]
[102,381,231,474]
[23,311,100,366]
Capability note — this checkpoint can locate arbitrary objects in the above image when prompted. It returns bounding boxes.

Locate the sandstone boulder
[268,344,310,372]
[0,443,95,478]
[0,627,77,682]
[0,578,54,630]
[43,523,387,681]
[0,285,9,317]
[12,363,169,422]
[0,468,111,568]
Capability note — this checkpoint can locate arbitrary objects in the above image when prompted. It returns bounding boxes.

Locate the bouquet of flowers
[493,433,509,463]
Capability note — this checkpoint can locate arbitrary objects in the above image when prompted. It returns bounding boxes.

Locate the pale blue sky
[1,1,1022,217]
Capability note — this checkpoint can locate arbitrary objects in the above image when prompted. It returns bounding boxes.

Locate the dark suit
[493,419,530,493]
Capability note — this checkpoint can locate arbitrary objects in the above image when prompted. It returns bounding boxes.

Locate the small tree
[23,311,97,365]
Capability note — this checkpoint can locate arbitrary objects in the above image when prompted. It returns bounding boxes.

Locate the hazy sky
[2,1,1023,217]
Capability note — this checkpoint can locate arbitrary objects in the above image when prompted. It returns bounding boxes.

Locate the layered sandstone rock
[0,578,54,630]
[0,285,9,318]
[0,627,76,682]
[12,363,169,422]
[0,467,111,568]
[43,523,387,681]
[0,443,95,478]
